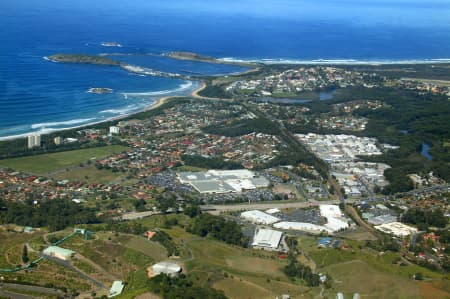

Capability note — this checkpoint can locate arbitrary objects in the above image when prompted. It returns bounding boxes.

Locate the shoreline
[218,57,450,65]
[0,80,206,142]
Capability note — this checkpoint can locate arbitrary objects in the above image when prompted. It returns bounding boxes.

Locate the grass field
[418,280,450,299]
[184,238,308,298]
[0,231,45,268]
[325,259,422,299]
[0,145,129,174]
[53,164,132,184]
[296,234,448,298]
[0,231,92,293]
[124,236,168,262]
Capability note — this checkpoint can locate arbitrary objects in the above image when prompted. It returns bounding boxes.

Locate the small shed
[108,281,125,298]
[43,246,75,261]
[152,262,182,277]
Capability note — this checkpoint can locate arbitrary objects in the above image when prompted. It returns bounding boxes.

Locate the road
[0,289,34,299]
[0,283,65,299]
[43,255,105,290]
[120,210,160,220]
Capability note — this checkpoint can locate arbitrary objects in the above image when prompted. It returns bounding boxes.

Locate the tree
[156,196,178,214]
[184,205,201,218]
[22,245,29,264]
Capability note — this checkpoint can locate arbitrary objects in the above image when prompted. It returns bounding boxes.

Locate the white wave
[31,118,95,129]
[218,57,450,65]
[122,81,194,97]
[99,105,141,115]
[43,56,58,63]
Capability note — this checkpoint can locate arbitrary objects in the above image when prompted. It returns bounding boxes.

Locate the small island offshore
[47,54,122,66]
[47,54,188,79]
[101,42,122,47]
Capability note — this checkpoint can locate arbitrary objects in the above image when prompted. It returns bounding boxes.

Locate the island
[48,54,122,66]
[163,51,256,67]
[88,87,113,94]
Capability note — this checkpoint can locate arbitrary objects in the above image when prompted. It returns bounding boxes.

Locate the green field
[184,238,307,298]
[0,145,129,174]
[296,235,448,299]
[124,236,168,262]
[53,164,133,184]
[0,231,43,268]
[325,259,422,299]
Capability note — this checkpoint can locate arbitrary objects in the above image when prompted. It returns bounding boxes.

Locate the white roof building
[274,222,331,234]
[324,217,349,232]
[374,222,418,237]
[177,170,269,194]
[275,205,349,234]
[252,228,283,250]
[108,281,125,298]
[320,205,343,218]
[152,262,182,277]
[265,208,281,214]
[42,246,75,261]
[241,210,280,225]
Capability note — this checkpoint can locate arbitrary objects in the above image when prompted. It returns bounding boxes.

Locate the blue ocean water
[1,0,450,139]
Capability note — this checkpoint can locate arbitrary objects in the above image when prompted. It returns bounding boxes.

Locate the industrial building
[241,210,280,225]
[251,228,283,251]
[272,205,349,234]
[152,262,182,277]
[177,170,270,194]
[367,214,397,225]
[274,221,331,234]
[108,281,124,298]
[374,222,418,237]
[320,205,349,232]
[42,246,75,261]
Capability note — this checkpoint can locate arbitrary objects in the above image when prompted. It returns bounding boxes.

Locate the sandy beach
[0,81,206,141]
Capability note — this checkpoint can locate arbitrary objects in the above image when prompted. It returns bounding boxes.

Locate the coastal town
[0,61,449,299]
[2,0,450,297]
[226,66,387,97]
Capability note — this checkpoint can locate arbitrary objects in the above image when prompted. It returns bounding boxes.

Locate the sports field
[0,145,129,174]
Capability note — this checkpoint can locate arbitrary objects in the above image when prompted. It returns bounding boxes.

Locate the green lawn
[124,236,168,262]
[184,238,304,298]
[0,145,129,174]
[54,165,131,184]
[324,259,422,299]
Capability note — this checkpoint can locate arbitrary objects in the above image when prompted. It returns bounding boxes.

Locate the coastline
[0,80,206,142]
[219,57,450,65]
[3,55,449,142]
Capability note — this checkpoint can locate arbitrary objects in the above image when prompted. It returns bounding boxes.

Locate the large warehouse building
[374,222,418,237]
[252,228,283,251]
[274,221,331,234]
[177,169,270,194]
[241,210,280,225]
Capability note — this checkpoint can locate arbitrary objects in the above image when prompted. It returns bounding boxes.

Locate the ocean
[1,0,450,139]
